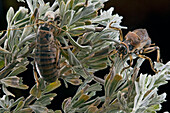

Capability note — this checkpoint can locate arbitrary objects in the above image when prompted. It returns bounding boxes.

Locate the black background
[0,0,170,112]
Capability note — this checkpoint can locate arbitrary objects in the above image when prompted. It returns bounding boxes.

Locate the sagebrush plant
[0,0,169,113]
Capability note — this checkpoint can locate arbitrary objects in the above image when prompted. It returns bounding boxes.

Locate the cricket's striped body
[35,21,60,83]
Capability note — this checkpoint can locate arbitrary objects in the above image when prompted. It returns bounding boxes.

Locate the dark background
[0,0,170,112]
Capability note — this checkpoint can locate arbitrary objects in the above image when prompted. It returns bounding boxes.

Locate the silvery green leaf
[61,10,73,27]
[17,108,33,113]
[85,83,102,92]
[18,33,36,48]
[68,49,81,66]
[26,0,34,13]
[92,7,114,24]
[145,104,161,113]
[2,85,15,97]
[50,1,59,11]
[74,0,86,6]
[7,66,27,77]
[139,74,146,91]
[0,31,4,37]
[73,2,85,12]
[13,100,24,112]
[69,25,95,35]
[1,76,29,89]
[38,0,45,6]
[66,0,74,10]
[30,105,48,113]
[108,14,127,29]
[20,25,33,41]
[70,5,95,25]
[59,1,66,18]
[35,93,57,106]
[91,0,109,3]
[6,7,14,25]
[11,7,28,23]
[0,60,5,69]
[88,62,107,70]
[43,80,61,93]
[39,2,50,16]
[17,0,25,2]
[30,84,41,98]
[80,32,93,44]
[66,33,92,51]
[18,44,29,57]
[0,95,8,108]
[0,47,11,54]
[9,97,24,110]
[141,88,158,106]
[0,109,6,112]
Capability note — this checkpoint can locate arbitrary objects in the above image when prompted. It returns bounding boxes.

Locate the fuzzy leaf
[69,25,95,35]
[66,33,92,51]
[8,66,27,77]
[6,7,14,25]
[13,100,25,112]
[9,97,24,110]
[17,0,25,2]
[26,0,33,13]
[86,106,98,113]
[55,110,62,113]
[43,80,61,93]
[86,83,102,92]
[72,94,90,108]
[1,76,29,89]
[0,60,5,69]
[35,93,57,106]
[29,105,48,113]
[2,85,15,97]
[18,108,33,113]
[30,85,41,98]
[0,47,11,54]
[11,7,28,23]
[108,74,123,97]
[70,5,96,25]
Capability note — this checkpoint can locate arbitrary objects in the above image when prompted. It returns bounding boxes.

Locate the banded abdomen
[35,22,59,83]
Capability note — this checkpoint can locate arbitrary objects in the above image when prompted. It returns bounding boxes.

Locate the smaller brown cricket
[109,22,160,73]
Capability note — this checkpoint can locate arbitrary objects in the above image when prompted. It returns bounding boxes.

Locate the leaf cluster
[0,0,169,113]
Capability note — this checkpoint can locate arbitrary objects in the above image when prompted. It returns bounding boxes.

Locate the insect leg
[109,21,124,41]
[108,49,118,64]
[121,54,133,74]
[143,46,160,62]
[136,54,158,73]
[33,62,40,87]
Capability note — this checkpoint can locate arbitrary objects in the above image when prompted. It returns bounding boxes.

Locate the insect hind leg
[143,46,160,62]
[136,54,159,73]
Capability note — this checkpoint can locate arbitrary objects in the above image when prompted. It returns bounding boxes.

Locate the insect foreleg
[109,21,124,41]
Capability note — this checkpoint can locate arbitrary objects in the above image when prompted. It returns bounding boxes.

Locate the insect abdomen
[35,24,59,83]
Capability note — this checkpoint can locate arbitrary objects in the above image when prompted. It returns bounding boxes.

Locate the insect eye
[129,45,134,51]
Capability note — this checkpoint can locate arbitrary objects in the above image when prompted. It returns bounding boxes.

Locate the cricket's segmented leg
[33,62,40,87]
[109,21,124,41]
[143,46,160,62]
[136,54,159,73]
